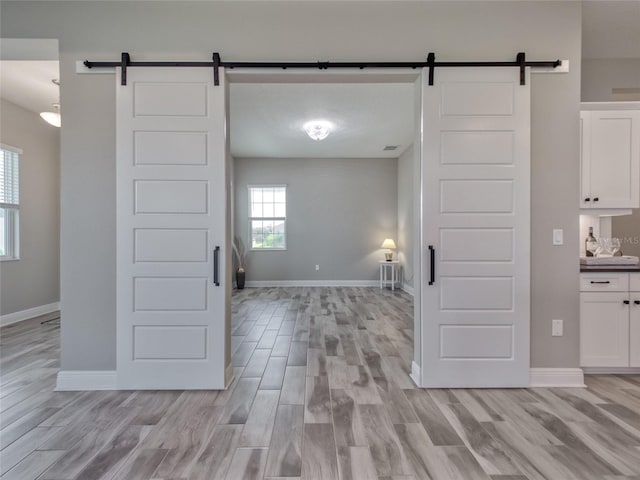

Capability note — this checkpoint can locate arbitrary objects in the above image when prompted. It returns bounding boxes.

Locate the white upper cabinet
[580,107,640,210]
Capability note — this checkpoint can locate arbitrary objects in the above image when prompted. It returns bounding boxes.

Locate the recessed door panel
[441,277,513,310]
[134,131,208,166]
[440,325,513,359]
[134,326,207,360]
[440,228,513,262]
[134,82,207,117]
[441,82,514,116]
[441,131,514,165]
[440,180,513,214]
[134,229,208,263]
[135,180,208,214]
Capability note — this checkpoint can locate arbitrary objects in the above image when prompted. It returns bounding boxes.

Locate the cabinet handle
[593,197,599,202]
[590,281,610,284]
[623,300,630,305]
[635,300,640,305]
[213,246,220,286]
[584,197,591,202]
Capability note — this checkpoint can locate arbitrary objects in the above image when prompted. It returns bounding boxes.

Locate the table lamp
[381,238,396,261]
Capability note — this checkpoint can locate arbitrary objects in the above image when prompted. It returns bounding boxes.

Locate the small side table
[379,260,400,291]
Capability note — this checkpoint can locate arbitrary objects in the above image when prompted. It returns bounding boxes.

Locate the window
[249,185,286,250]
[0,145,20,260]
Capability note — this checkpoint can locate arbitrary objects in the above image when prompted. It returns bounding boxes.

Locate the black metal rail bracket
[83,52,562,87]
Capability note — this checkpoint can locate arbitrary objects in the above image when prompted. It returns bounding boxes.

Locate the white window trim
[0,144,21,261]
[248,184,287,251]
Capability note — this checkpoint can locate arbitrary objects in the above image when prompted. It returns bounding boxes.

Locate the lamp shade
[381,238,396,249]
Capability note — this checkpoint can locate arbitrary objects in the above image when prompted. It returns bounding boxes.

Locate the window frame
[248,184,287,251]
[0,144,21,262]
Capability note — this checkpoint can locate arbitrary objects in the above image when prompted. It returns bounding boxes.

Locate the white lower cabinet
[580,273,640,368]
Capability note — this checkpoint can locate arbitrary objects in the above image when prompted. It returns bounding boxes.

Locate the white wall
[0,99,60,317]
[234,157,397,283]
[0,0,582,370]
[397,145,414,290]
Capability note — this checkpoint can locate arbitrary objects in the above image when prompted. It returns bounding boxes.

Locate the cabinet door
[588,110,640,209]
[580,292,630,367]
[631,291,640,367]
[580,111,592,208]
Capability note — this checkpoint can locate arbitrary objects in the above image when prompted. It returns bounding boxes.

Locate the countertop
[580,265,640,273]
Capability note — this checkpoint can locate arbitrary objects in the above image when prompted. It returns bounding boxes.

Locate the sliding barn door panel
[421,67,530,387]
[117,67,229,389]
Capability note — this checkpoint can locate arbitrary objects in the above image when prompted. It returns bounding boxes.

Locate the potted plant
[232,236,247,289]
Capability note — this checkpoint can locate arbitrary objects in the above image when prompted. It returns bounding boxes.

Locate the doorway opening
[226,71,422,385]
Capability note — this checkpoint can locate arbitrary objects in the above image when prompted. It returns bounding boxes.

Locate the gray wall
[581,58,640,259]
[234,157,397,282]
[0,0,582,370]
[397,145,414,289]
[0,99,60,316]
[581,59,640,102]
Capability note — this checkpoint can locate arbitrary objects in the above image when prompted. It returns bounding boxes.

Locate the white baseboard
[402,283,414,296]
[410,361,422,387]
[244,280,379,288]
[1,302,60,327]
[582,367,640,375]
[56,370,117,391]
[529,368,585,387]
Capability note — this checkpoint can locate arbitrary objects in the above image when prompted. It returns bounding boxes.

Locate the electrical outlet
[552,319,563,337]
[315,264,320,271]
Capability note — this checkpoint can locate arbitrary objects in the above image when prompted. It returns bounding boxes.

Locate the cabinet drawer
[630,274,640,292]
[580,273,629,292]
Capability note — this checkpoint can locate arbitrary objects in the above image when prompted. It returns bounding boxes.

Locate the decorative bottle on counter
[585,227,596,257]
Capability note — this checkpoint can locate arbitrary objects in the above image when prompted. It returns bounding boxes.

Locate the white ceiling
[2,1,637,156]
[229,83,414,158]
[0,61,60,114]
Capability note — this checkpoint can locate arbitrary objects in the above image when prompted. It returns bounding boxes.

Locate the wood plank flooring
[2,287,640,479]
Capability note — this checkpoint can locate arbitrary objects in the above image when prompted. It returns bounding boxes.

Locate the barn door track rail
[83,52,562,87]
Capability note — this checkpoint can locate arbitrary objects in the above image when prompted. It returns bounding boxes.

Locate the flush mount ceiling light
[303,120,333,141]
[40,105,61,128]
[40,79,61,128]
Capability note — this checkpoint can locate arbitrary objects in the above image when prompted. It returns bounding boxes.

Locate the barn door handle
[213,246,220,286]
[428,245,435,286]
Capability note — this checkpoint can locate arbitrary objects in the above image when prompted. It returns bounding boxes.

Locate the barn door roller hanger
[84,51,563,87]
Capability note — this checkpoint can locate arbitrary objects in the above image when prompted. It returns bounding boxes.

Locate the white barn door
[421,67,530,387]
[116,67,230,389]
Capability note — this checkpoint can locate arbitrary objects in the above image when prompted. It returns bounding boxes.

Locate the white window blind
[1,145,20,260]
[0,148,19,208]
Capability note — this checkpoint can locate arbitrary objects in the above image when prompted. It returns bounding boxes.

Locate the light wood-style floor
[2,287,640,480]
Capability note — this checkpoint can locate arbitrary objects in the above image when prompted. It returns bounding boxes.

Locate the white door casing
[421,67,531,387]
[116,67,230,389]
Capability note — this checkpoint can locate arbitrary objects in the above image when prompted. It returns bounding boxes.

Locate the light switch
[553,229,564,246]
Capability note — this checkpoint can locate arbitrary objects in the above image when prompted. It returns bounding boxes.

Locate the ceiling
[1,1,637,154]
[0,61,60,114]
[229,83,414,158]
